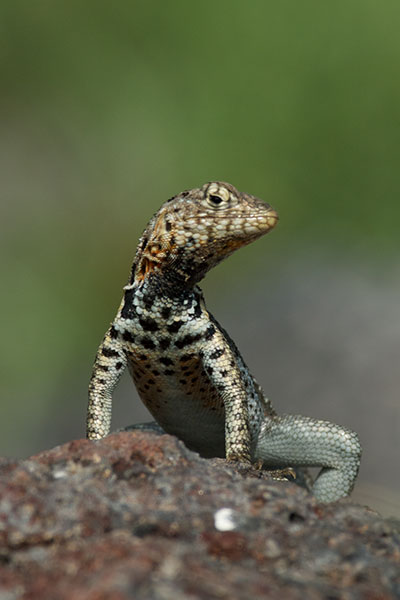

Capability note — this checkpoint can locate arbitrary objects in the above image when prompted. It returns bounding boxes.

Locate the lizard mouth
[216,209,279,225]
[226,209,279,244]
[265,209,279,228]
[254,208,279,231]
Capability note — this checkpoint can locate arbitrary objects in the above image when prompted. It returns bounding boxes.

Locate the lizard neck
[130,249,216,291]
[120,271,203,322]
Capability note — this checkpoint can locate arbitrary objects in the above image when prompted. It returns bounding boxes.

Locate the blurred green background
[1,1,399,515]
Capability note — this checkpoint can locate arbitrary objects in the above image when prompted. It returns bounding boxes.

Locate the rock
[0,431,399,599]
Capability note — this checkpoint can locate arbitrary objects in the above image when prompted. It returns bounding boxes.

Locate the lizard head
[133,181,278,287]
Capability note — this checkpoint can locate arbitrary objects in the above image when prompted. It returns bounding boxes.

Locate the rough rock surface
[0,431,399,600]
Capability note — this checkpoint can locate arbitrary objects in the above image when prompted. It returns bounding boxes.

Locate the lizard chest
[114,302,229,455]
[114,285,264,456]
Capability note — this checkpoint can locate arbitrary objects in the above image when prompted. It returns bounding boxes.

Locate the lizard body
[87,182,361,502]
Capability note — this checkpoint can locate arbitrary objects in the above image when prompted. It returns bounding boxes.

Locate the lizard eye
[208,194,224,206]
[206,184,230,207]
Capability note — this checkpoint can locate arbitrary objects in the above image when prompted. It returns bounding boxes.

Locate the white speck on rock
[214,508,237,531]
[53,470,67,479]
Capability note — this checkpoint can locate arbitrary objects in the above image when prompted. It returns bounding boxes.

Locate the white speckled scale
[87,181,362,502]
[256,415,361,502]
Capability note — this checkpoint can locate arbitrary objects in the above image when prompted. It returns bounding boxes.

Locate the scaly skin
[87,181,361,502]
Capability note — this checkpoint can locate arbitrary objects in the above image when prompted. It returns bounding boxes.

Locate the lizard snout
[265,208,279,229]
[255,207,278,232]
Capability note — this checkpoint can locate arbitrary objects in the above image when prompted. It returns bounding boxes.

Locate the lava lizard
[87,181,361,502]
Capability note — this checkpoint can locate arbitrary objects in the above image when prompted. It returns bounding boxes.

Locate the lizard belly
[128,362,226,458]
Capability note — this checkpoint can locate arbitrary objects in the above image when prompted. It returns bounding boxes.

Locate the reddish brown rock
[0,430,399,599]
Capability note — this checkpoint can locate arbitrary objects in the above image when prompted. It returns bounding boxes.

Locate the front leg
[255,413,362,503]
[224,388,252,463]
[87,324,127,440]
[201,341,252,463]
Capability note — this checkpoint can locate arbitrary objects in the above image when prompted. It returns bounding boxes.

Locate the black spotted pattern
[121,288,137,320]
[101,347,120,358]
[109,326,118,339]
[210,348,225,360]
[161,306,171,319]
[175,332,202,349]
[159,337,171,350]
[167,320,183,334]
[140,337,156,350]
[122,331,135,343]
[139,316,159,332]
[159,356,174,366]
[204,325,216,340]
